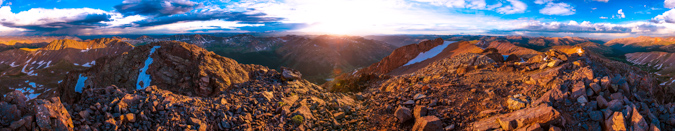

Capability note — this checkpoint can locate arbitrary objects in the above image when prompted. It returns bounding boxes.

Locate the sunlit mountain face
[5,0,675,131]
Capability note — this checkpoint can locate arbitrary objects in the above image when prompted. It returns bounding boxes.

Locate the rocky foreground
[2,39,675,131]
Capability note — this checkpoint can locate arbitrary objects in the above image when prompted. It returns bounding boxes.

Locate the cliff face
[358,38,446,75]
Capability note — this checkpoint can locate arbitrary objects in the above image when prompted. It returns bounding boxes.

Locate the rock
[428,99,438,107]
[124,113,136,123]
[404,100,415,105]
[507,97,527,110]
[492,104,562,130]
[282,67,302,81]
[532,87,565,106]
[601,76,611,89]
[411,116,443,131]
[334,112,345,119]
[515,123,543,131]
[413,106,428,119]
[549,126,562,131]
[547,58,562,67]
[597,96,609,109]
[590,83,602,93]
[577,96,588,105]
[571,82,586,99]
[414,94,426,100]
[603,112,627,131]
[0,102,21,125]
[189,117,206,131]
[444,124,455,131]
[632,106,648,131]
[589,111,603,121]
[608,100,624,111]
[292,105,315,120]
[34,98,74,131]
[395,106,412,123]
[8,117,26,129]
[610,93,624,100]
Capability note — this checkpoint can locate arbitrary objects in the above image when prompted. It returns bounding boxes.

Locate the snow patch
[81,60,96,67]
[502,55,509,61]
[75,74,88,93]
[137,46,161,90]
[403,41,456,66]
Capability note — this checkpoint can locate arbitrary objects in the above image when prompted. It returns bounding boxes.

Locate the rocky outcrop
[358,38,446,75]
[0,91,74,130]
[58,41,250,102]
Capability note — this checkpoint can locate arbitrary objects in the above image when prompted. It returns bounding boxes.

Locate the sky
[0,0,674,40]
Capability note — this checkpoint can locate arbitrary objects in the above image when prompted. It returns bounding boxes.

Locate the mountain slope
[605,36,675,53]
[0,38,133,99]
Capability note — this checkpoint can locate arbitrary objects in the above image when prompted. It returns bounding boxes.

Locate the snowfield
[137,46,161,90]
[403,41,456,66]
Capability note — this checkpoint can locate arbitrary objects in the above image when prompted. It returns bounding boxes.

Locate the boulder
[34,97,74,131]
[282,67,302,81]
[515,123,543,131]
[571,82,586,99]
[395,106,413,123]
[411,116,443,131]
[414,106,428,119]
[488,104,562,130]
[597,96,609,109]
[603,112,627,131]
[507,97,528,110]
[631,107,648,131]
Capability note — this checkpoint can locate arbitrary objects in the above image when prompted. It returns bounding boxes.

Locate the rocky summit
[2,36,675,131]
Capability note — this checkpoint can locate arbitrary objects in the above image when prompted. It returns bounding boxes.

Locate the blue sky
[0,0,674,40]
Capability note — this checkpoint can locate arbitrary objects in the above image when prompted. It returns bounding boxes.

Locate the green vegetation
[291,115,304,124]
[327,72,387,92]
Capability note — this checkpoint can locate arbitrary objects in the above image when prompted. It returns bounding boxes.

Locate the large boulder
[412,116,443,131]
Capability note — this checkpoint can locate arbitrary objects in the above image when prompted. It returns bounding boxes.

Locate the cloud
[617,9,625,18]
[667,0,675,8]
[508,21,662,33]
[0,6,112,34]
[653,9,675,23]
[600,16,608,19]
[539,2,575,16]
[594,0,609,3]
[114,0,202,16]
[413,0,527,14]
[496,0,527,14]
[124,10,283,27]
[534,0,552,5]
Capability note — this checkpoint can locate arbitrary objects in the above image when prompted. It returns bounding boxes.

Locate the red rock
[572,81,586,99]
[495,104,562,130]
[603,112,627,131]
[411,116,443,131]
[515,123,543,131]
[597,96,609,109]
[631,106,648,131]
[413,106,427,119]
[395,106,412,123]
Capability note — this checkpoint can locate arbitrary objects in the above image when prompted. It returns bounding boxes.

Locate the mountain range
[1,34,675,130]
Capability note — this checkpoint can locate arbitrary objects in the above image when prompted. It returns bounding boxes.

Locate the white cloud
[653,9,675,23]
[617,9,625,18]
[0,6,110,27]
[666,0,675,8]
[539,2,575,16]
[235,0,526,35]
[0,0,3,5]
[600,16,608,19]
[593,0,609,3]
[534,0,552,5]
[412,0,527,14]
[496,0,527,14]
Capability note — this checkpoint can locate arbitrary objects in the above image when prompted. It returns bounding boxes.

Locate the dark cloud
[124,11,284,27]
[0,13,112,33]
[114,0,202,16]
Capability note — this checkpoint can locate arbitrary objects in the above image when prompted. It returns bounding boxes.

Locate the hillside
[0,38,133,99]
